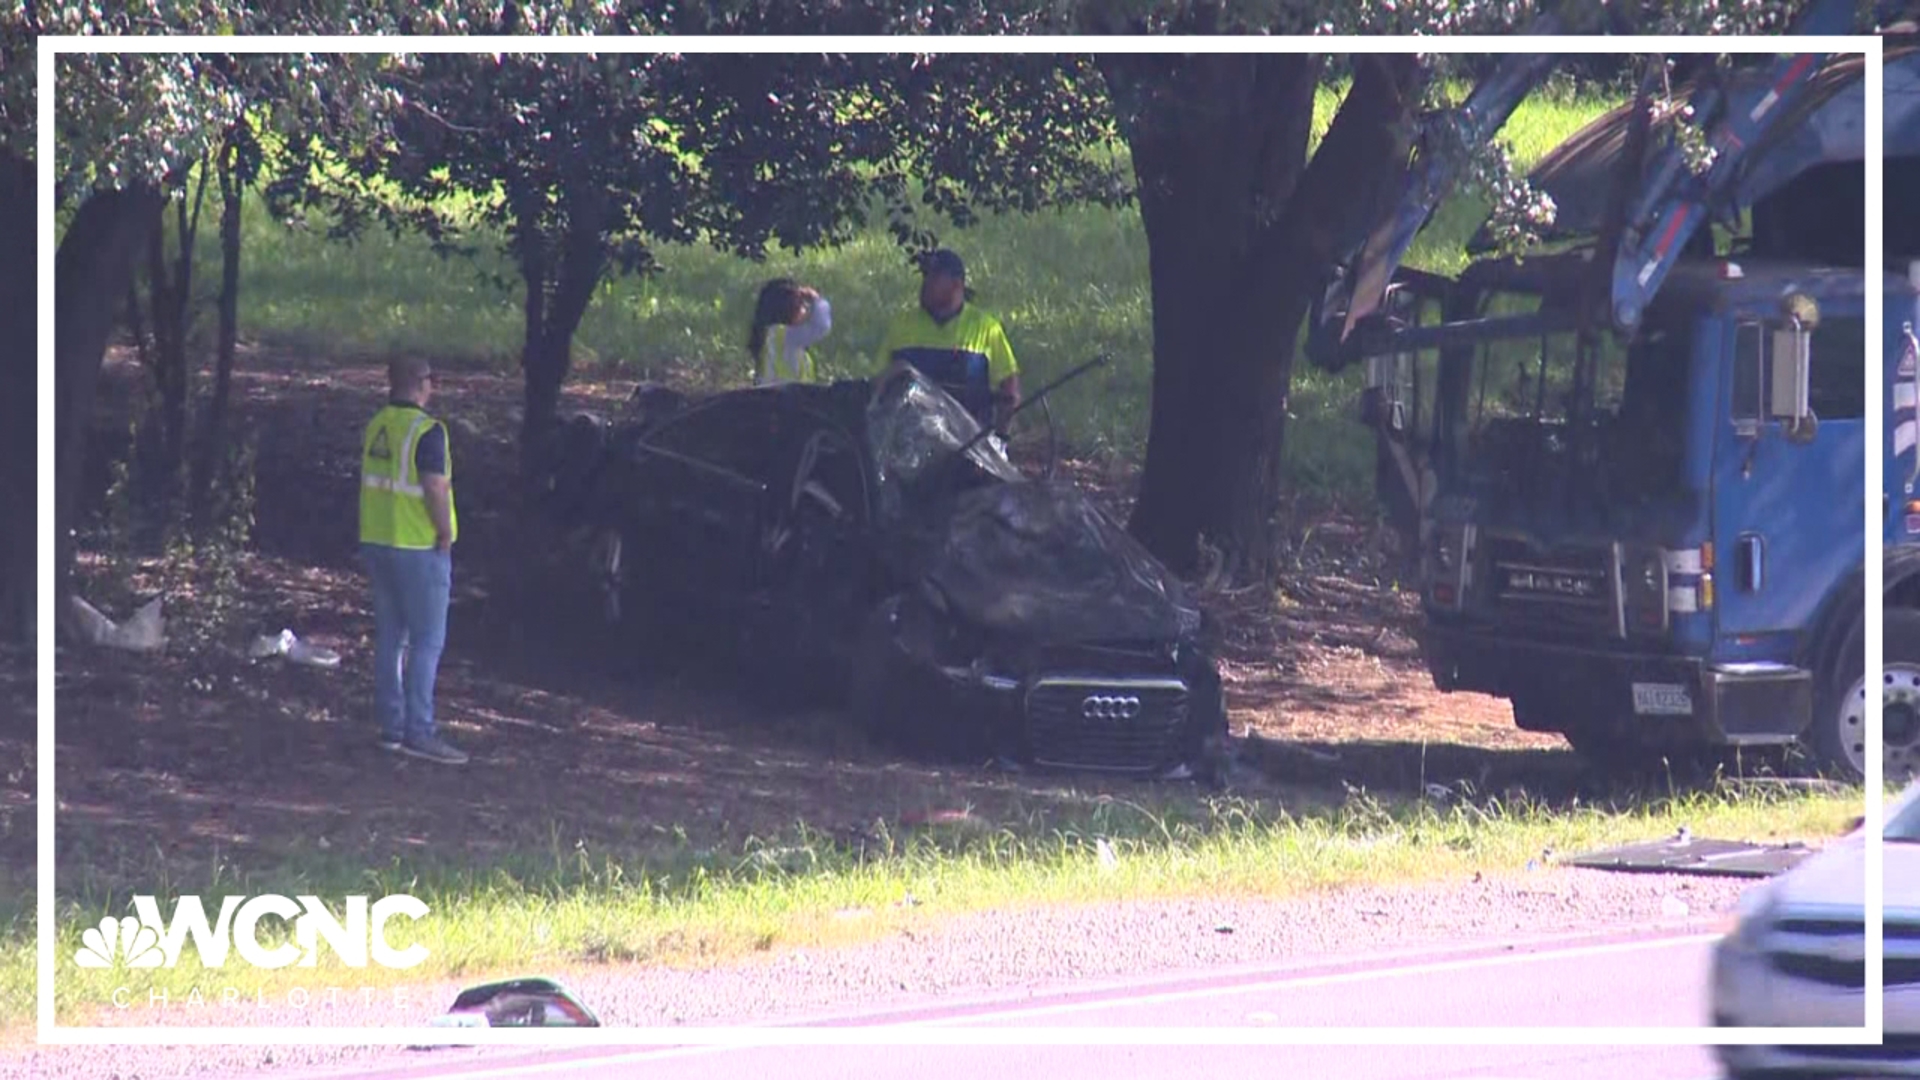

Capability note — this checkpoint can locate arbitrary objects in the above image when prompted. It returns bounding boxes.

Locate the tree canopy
[7,0,1891,638]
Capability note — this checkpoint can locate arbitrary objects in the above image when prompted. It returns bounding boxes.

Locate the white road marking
[368,932,1720,1079]
[899,933,1720,1027]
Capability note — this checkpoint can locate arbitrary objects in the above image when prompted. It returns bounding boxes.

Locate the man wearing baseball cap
[874,248,1022,435]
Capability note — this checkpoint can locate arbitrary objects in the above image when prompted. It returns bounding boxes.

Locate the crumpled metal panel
[909,479,1203,647]
[1563,834,1815,878]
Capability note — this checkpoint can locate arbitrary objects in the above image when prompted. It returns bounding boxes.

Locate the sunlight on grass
[40,782,1857,1027]
[186,85,1618,506]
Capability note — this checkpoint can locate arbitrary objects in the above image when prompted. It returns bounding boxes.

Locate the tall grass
[196,85,1616,504]
[45,782,1860,1025]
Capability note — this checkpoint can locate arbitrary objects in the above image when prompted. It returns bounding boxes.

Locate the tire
[531,413,608,525]
[1807,606,1920,784]
[848,598,913,750]
[846,595,989,764]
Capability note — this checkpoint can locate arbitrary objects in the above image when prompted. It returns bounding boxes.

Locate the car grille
[1768,953,1920,989]
[1765,917,1920,989]
[1777,917,1920,940]
[1024,677,1189,772]
[1483,537,1615,636]
[1772,1035,1920,1060]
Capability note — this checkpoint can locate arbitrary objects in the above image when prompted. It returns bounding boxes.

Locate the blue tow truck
[1305,5,1920,782]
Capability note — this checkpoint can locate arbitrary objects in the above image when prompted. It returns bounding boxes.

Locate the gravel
[0,865,1759,1080]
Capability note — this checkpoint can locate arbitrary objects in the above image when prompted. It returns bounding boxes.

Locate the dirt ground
[47,347,1581,892]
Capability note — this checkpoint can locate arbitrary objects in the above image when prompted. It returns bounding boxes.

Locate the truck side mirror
[1769,293,1817,439]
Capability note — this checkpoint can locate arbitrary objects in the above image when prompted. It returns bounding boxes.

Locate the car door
[626,393,777,606]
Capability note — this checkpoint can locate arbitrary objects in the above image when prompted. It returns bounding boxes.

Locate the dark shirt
[389,397,448,478]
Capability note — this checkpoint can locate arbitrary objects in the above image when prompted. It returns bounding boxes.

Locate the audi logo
[1081,694,1142,721]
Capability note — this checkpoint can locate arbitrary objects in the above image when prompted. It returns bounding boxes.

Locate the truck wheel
[1809,606,1920,784]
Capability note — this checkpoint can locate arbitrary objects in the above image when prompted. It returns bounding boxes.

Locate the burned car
[533,365,1226,779]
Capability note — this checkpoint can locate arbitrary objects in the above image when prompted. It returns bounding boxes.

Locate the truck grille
[1484,537,1616,635]
[1024,678,1189,772]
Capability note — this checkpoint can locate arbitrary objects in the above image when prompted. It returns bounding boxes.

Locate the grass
[169,84,1617,504]
[43,781,1863,1026]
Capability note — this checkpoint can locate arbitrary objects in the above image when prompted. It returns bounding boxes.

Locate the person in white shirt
[748,277,833,385]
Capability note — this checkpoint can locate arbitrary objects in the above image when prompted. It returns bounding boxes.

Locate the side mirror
[1768,293,1818,439]
[437,977,602,1028]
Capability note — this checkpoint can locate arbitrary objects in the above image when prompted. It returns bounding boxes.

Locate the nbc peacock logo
[75,915,165,969]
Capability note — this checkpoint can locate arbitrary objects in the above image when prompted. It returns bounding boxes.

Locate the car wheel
[531,413,608,524]
[1809,606,1920,784]
[847,594,992,763]
[848,598,913,751]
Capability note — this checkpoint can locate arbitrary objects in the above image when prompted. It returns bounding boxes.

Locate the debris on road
[1562,833,1814,878]
[431,976,603,1030]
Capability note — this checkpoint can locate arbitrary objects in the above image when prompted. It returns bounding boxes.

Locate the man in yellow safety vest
[359,357,467,765]
[874,249,1021,436]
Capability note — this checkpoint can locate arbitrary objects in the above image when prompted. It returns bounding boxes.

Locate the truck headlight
[1427,525,1469,608]
[1623,546,1669,632]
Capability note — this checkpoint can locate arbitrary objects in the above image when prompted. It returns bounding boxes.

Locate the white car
[1710,781,1920,1077]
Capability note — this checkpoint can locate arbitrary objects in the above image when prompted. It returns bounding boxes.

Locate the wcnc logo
[74,895,430,971]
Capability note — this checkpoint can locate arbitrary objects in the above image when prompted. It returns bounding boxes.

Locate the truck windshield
[1452,301,1689,503]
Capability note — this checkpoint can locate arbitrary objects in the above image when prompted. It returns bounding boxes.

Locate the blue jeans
[362,543,451,744]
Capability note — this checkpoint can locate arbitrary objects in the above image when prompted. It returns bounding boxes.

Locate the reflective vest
[875,304,1018,427]
[359,404,457,549]
[759,324,820,384]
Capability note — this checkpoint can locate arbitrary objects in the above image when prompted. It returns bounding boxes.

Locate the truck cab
[1312,40,1920,781]
[1406,252,1880,771]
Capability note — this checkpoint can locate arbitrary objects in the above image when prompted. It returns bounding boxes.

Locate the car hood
[911,480,1203,646]
[1761,833,1920,921]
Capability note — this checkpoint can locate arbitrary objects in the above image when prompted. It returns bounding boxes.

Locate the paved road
[266,926,1727,1080]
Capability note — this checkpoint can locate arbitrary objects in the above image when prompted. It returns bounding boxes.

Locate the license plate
[1632,682,1694,716]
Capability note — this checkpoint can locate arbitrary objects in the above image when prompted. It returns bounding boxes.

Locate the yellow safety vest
[359,403,457,549]
[760,323,820,384]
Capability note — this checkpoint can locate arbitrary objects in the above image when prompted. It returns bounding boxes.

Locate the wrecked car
[532,365,1227,780]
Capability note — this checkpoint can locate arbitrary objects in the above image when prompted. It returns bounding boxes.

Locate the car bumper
[1419,623,1812,745]
[916,658,1223,778]
[1712,935,1920,1076]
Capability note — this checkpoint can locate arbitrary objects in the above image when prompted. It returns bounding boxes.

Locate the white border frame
[36,30,1887,1047]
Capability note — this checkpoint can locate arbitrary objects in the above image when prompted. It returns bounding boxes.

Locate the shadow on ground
[52,348,1770,892]
[0,644,31,892]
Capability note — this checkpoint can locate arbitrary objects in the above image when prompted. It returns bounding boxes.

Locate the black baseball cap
[919,248,966,280]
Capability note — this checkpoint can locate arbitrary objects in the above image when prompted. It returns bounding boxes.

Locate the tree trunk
[1111,54,1424,583]
[0,153,35,642]
[514,176,610,468]
[194,136,245,523]
[55,184,167,605]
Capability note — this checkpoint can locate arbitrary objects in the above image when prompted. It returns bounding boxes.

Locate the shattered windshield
[1453,300,1690,501]
[863,367,1022,519]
